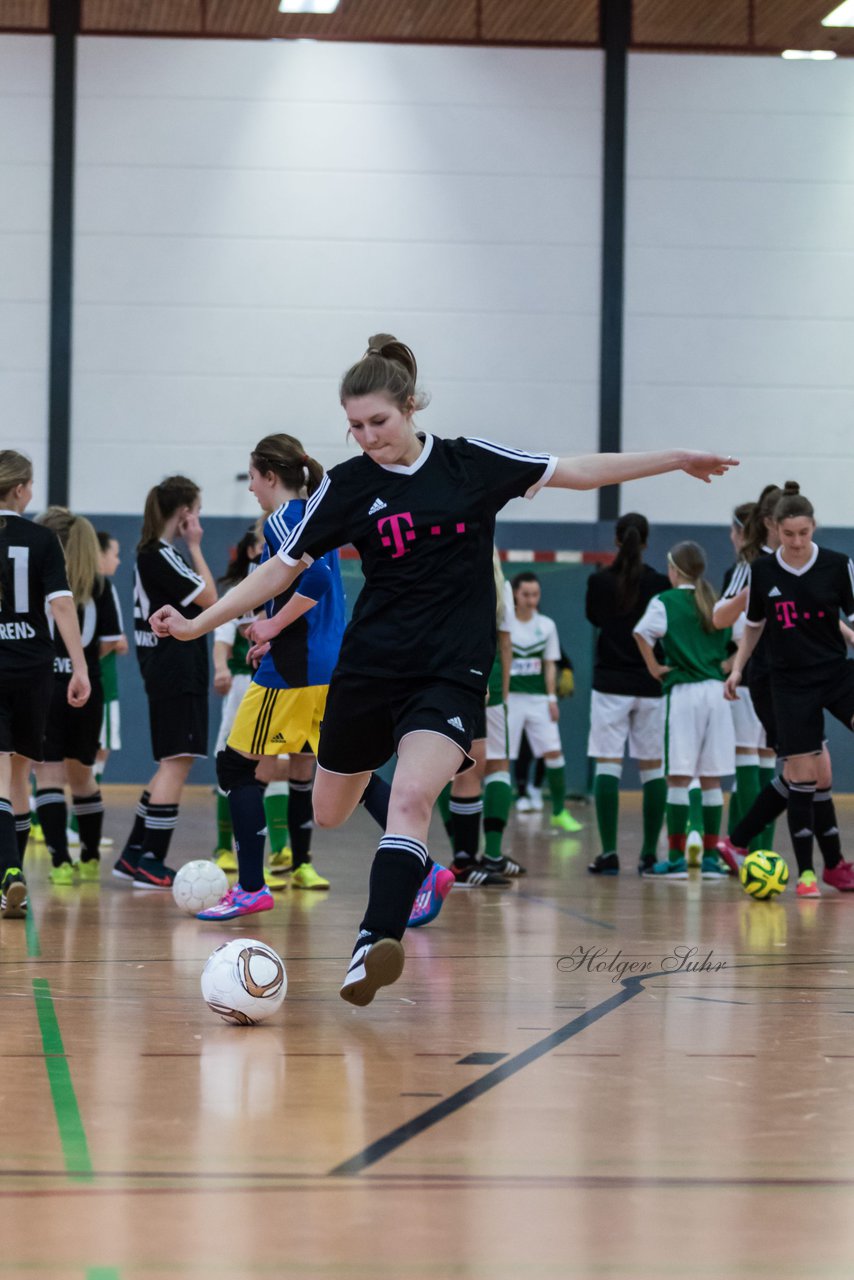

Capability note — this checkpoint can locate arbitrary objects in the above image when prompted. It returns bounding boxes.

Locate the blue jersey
[254,500,345,691]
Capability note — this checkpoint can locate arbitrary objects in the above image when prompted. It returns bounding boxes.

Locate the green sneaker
[49,861,77,886]
[1,868,27,918]
[642,858,688,879]
[78,857,100,882]
[268,846,293,874]
[550,810,583,834]
[291,863,330,891]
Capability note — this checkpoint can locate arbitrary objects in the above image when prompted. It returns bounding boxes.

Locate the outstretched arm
[150,555,301,641]
[546,450,738,491]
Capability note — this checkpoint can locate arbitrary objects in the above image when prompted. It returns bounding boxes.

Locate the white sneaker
[515,796,533,812]
[66,826,80,847]
[686,830,703,867]
[528,786,544,812]
[340,935,405,1007]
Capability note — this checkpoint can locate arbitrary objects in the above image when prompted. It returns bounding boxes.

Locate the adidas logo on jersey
[368,498,387,515]
[270,733,288,744]
[768,586,782,597]
[446,716,464,731]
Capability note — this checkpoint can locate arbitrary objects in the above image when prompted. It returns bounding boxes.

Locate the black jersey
[134,540,209,696]
[586,563,671,696]
[0,512,71,673]
[279,434,556,691]
[51,577,122,684]
[721,549,773,685]
[746,545,854,683]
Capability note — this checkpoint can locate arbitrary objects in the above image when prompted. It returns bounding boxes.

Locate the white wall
[0,36,51,507]
[72,39,603,522]
[623,54,854,526]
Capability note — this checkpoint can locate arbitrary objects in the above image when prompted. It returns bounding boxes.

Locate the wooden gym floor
[3,784,854,1279]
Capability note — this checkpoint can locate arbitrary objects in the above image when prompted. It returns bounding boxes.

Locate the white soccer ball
[172,860,229,915]
[200,937,287,1025]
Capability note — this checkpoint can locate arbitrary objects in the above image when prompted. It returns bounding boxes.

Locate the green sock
[639,769,666,860]
[666,786,690,861]
[593,765,620,855]
[734,758,762,851]
[263,783,290,854]
[215,790,232,852]
[437,782,454,842]
[546,758,566,816]
[70,811,79,836]
[702,787,724,848]
[483,771,512,860]
[759,764,777,850]
[688,784,703,835]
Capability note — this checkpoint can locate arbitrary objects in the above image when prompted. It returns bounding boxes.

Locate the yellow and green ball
[739,850,790,900]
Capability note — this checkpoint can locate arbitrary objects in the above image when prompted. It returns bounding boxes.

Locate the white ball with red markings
[201,937,287,1025]
[172,859,229,914]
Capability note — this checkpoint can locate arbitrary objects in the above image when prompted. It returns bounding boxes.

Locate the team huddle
[1,333,747,1003]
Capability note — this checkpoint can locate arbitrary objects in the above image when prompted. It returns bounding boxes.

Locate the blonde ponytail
[668,540,717,633]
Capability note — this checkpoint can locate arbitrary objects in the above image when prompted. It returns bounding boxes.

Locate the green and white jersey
[487,579,515,705]
[214,617,253,678]
[508,609,560,696]
[634,585,730,689]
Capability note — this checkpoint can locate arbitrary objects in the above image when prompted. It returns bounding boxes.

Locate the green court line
[32,977,93,1182]
[85,1269,121,1279]
[25,903,40,957]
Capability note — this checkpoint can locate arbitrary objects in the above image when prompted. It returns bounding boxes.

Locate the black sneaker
[132,857,176,890]
[452,856,510,887]
[112,848,142,882]
[588,852,620,875]
[1,868,28,918]
[487,854,527,877]
[637,854,656,876]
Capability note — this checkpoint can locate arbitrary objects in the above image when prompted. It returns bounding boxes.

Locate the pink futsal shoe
[716,835,747,877]
[407,864,455,928]
[196,883,274,920]
[822,861,854,892]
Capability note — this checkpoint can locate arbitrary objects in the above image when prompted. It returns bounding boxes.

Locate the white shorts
[586,691,664,761]
[486,703,509,762]
[99,699,121,752]
[664,680,735,779]
[730,686,768,752]
[214,674,253,756]
[507,692,562,759]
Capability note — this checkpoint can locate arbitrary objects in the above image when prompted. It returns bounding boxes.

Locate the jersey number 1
[6,547,29,614]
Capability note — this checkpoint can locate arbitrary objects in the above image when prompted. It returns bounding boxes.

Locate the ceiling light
[279,0,339,11]
[822,1,854,26]
[781,48,837,58]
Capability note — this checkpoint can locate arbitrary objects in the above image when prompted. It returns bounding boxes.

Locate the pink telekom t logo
[774,600,798,629]
[378,512,416,559]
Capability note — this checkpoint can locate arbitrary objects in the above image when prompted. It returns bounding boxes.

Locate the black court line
[512,890,616,931]
[327,974,652,1177]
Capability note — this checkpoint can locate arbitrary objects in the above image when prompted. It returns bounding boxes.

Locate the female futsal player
[151,334,737,1003]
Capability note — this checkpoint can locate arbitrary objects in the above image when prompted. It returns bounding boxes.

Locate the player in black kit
[0,453,90,918]
[725,482,854,897]
[152,334,738,1003]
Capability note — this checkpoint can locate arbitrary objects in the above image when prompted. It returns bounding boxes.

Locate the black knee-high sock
[814,789,842,870]
[360,773,390,831]
[73,791,104,862]
[228,782,266,892]
[36,788,70,867]
[787,781,816,876]
[141,803,178,864]
[359,835,429,941]
[122,789,150,858]
[289,779,314,870]
[14,813,30,864]
[732,777,789,849]
[0,799,18,877]
[450,794,482,860]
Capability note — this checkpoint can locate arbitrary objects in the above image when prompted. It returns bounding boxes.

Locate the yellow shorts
[227,683,328,757]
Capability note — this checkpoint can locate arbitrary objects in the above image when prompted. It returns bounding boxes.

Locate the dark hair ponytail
[612,512,649,612]
[339,333,430,412]
[219,525,262,588]
[773,480,814,524]
[138,475,200,551]
[741,484,782,563]
[251,433,323,498]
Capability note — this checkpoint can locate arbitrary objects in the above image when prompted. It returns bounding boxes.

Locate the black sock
[14,813,30,863]
[289,779,314,870]
[787,781,816,876]
[228,781,266,892]
[141,803,178,863]
[73,791,104,862]
[360,773,390,831]
[533,757,546,789]
[814,789,842,870]
[36,788,70,867]
[360,835,429,940]
[732,777,788,849]
[0,799,17,877]
[122,789,151,858]
[450,794,482,859]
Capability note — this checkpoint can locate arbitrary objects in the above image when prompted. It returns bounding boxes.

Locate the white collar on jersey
[0,509,21,517]
[761,545,774,554]
[776,543,818,577]
[675,583,696,590]
[372,432,434,476]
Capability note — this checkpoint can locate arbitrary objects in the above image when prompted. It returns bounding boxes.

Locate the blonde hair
[0,450,32,506]
[36,506,101,607]
[668,541,717,633]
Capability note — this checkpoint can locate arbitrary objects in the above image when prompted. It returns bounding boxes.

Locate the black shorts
[317,672,483,776]
[43,679,104,766]
[148,693,208,762]
[772,664,854,759]
[472,701,487,741]
[748,675,778,753]
[0,665,54,761]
